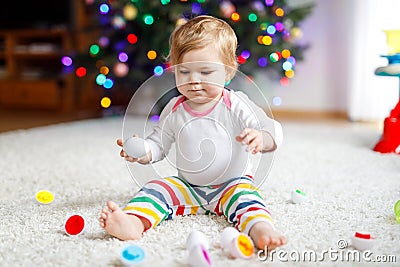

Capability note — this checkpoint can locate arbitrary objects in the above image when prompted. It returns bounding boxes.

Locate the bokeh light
[103,78,114,89]
[99,66,109,75]
[269,52,280,62]
[258,57,268,67]
[112,15,126,29]
[287,56,296,66]
[61,56,72,67]
[267,25,276,35]
[231,12,240,22]
[89,44,100,55]
[99,4,110,14]
[118,52,129,62]
[272,96,282,106]
[192,2,202,14]
[285,69,295,78]
[248,13,258,22]
[282,61,292,71]
[291,27,303,40]
[262,36,273,45]
[127,33,138,44]
[280,77,290,86]
[98,36,110,47]
[75,67,87,77]
[101,97,111,108]
[275,8,285,17]
[113,62,129,77]
[176,18,188,26]
[96,60,104,69]
[275,22,284,32]
[260,22,268,31]
[265,0,274,6]
[96,74,107,85]
[147,50,157,60]
[241,50,251,59]
[150,115,160,122]
[154,65,164,76]
[282,49,291,58]
[238,55,246,64]
[143,14,154,25]
[123,4,138,20]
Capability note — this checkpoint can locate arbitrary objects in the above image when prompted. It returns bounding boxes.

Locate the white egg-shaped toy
[188,244,213,267]
[351,232,376,251]
[229,233,254,259]
[291,189,307,204]
[220,227,240,252]
[124,137,150,158]
[187,230,210,252]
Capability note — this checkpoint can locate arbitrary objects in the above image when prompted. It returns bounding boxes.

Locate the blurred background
[0,0,399,132]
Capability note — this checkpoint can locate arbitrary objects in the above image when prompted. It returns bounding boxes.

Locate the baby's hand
[117,136,152,164]
[236,128,276,154]
[236,128,263,154]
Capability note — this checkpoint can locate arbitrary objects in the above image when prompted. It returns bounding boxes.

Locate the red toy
[373,99,400,154]
[373,52,400,155]
[64,214,86,236]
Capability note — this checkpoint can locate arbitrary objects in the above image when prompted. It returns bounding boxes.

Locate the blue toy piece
[120,244,145,266]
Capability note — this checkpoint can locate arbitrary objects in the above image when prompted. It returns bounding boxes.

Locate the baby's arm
[232,91,283,154]
[236,128,276,154]
[117,138,152,164]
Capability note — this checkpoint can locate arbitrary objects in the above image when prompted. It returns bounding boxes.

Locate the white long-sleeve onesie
[145,89,283,186]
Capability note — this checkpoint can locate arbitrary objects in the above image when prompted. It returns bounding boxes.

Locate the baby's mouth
[189,88,203,92]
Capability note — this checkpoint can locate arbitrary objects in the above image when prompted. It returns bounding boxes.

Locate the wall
[254,0,398,120]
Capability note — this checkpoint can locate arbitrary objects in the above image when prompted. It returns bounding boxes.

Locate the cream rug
[0,117,399,266]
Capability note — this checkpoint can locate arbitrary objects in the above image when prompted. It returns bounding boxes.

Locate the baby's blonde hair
[168,15,238,77]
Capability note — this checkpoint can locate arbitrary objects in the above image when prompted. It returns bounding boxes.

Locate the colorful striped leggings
[123,175,273,235]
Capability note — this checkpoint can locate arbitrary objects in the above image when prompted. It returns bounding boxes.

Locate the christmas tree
[65,0,314,109]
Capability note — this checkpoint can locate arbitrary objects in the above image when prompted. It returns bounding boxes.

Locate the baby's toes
[279,236,288,245]
[101,208,109,217]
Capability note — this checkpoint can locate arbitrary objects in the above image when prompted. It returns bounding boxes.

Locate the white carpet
[0,117,399,267]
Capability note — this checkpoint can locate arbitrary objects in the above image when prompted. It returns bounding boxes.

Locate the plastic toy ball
[351,231,376,251]
[35,190,54,204]
[186,230,212,267]
[230,233,254,259]
[220,227,254,259]
[186,230,210,251]
[291,189,307,204]
[220,227,240,251]
[120,244,145,266]
[64,214,86,236]
[188,244,212,267]
[124,136,150,158]
[394,200,400,223]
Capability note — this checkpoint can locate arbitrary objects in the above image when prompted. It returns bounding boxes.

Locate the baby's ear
[225,67,236,82]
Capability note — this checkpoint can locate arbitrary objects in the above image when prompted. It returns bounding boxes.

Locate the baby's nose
[189,72,201,84]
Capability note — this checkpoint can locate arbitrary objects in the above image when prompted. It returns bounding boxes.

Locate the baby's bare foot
[249,221,287,251]
[99,201,144,240]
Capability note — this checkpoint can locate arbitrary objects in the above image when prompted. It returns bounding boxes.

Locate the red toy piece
[354,232,371,239]
[373,100,400,154]
[64,214,86,236]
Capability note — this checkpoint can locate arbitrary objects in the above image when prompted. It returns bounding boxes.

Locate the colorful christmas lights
[71,0,313,109]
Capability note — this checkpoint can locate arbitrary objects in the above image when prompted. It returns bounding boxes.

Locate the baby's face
[175,47,227,105]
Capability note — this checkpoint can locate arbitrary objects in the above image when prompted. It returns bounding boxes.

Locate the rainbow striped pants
[123,176,273,235]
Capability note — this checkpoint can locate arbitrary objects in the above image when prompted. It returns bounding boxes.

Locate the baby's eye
[179,70,190,74]
[201,71,213,75]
